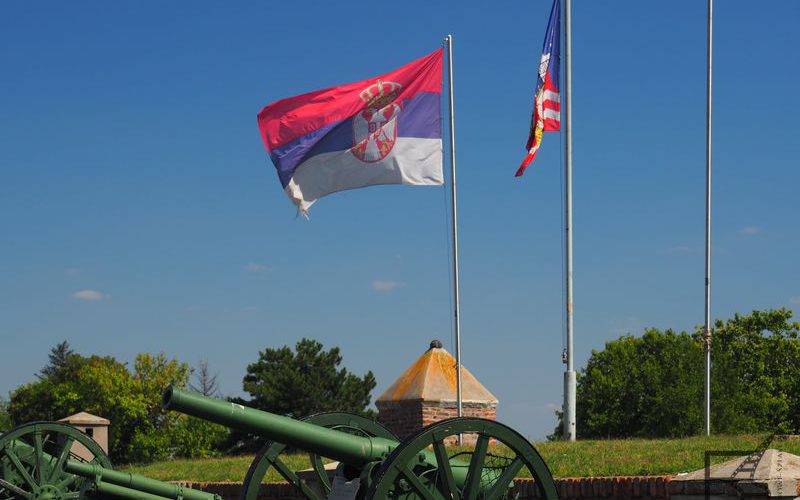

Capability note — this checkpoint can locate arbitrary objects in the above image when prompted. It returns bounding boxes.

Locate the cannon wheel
[240,412,397,500]
[365,417,559,500]
[0,421,112,500]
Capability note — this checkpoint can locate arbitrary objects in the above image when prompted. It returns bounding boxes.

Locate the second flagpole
[704,0,713,437]
[562,0,577,442]
[444,34,464,434]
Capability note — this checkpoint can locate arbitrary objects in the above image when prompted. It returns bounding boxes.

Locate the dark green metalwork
[92,481,177,500]
[365,417,560,500]
[0,422,221,500]
[164,387,559,500]
[240,412,398,500]
[0,421,111,500]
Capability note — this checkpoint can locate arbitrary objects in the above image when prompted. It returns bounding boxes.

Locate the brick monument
[376,339,498,441]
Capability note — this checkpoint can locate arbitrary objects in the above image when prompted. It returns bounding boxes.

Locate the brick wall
[177,476,673,500]
[376,399,497,441]
[376,399,424,440]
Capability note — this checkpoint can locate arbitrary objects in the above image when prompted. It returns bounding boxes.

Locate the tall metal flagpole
[563,0,577,442]
[445,35,463,427]
[704,0,713,437]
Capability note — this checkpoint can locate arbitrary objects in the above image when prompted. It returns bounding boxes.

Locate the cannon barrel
[64,461,219,500]
[163,386,398,466]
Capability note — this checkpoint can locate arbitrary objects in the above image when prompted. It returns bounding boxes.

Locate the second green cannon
[163,386,559,500]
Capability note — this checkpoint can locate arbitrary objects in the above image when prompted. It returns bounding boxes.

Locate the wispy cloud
[242,263,268,273]
[740,226,761,236]
[790,297,800,306]
[664,245,690,254]
[64,267,81,276]
[72,290,108,301]
[371,280,402,292]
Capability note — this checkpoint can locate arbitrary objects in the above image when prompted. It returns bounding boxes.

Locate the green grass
[532,434,800,477]
[122,454,310,484]
[120,434,800,482]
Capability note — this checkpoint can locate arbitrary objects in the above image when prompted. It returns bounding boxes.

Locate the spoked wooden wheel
[0,422,111,500]
[240,412,397,500]
[366,417,558,500]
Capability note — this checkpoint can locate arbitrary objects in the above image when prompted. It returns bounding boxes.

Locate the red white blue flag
[258,50,444,214]
[516,0,561,177]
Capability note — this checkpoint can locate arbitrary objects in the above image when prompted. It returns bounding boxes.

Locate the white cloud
[740,226,761,236]
[790,297,800,306]
[72,290,107,301]
[242,263,268,273]
[371,280,402,292]
[64,267,81,276]
[665,245,690,254]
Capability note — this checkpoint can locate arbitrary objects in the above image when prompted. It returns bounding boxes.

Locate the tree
[8,344,228,463]
[190,359,220,397]
[243,338,376,418]
[575,328,704,438]
[710,308,800,434]
[38,340,75,379]
[231,338,376,451]
[567,308,800,438]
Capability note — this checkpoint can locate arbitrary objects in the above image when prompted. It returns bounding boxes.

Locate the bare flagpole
[704,0,713,437]
[444,35,464,430]
[562,0,577,442]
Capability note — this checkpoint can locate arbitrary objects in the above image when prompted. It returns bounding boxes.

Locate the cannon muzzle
[163,386,397,466]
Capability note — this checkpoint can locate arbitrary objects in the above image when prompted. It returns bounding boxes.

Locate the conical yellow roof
[377,341,498,403]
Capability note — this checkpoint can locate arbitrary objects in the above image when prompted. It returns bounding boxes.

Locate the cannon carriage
[163,386,559,500]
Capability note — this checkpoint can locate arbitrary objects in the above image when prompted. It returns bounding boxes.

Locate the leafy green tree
[575,329,704,438]
[710,309,800,434]
[8,351,89,424]
[8,346,227,463]
[566,308,800,438]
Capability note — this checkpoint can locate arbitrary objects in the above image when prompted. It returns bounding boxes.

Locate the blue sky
[1,0,798,440]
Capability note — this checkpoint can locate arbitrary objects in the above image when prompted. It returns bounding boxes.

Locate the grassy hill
[121,434,800,482]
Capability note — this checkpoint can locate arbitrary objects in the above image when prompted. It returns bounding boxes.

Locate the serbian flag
[516,0,561,177]
[258,50,444,215]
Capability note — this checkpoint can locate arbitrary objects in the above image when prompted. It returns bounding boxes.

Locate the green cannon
[0,422,220,500]
[163,386,559,500]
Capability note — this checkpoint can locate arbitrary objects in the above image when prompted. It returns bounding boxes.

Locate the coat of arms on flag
[516,0,561,177]
[257,50,444,215]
